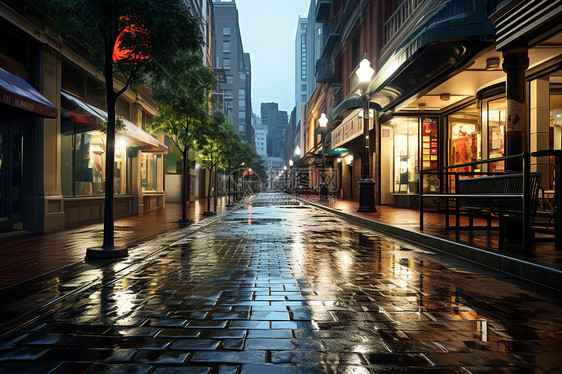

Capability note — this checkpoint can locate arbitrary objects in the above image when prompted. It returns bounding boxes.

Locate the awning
[0,67,58,118]
[61,91,167,154]
[121,118,168,154]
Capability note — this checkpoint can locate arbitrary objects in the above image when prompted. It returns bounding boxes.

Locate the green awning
[328,147,349,154]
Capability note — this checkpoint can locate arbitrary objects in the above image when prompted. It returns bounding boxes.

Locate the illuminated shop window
[449,103,480,172]
[391,117,419,194]
[484,97,506,173]
[141,153,160,191]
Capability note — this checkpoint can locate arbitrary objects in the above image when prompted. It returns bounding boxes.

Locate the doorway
[0,121,23,232]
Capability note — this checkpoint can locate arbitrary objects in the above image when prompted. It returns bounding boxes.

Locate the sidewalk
[0,197,228,291]
[297,194,562,290]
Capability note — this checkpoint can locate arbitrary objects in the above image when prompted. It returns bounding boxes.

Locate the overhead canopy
[0,67,58,118]
[328,95,381,125]
[366,0,496,112]
[61,91,167,154]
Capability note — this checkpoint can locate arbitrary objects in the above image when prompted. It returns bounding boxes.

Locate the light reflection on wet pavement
[1,192,562,373]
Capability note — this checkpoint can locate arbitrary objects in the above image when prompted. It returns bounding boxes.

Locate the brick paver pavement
[0,198,227,290]
[1,193,562,373]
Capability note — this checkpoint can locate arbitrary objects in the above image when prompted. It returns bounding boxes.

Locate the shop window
[449,103,481,172]
[60,94,127,197]
[391,117,419,194]
[141,153,160,191]
[421,118,440,193]
[485,97,506,172]
[550,83,562,189]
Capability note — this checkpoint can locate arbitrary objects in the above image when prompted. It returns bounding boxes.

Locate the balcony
[384,0,431,45]
[315,0,331,22]
[316,57,335,83]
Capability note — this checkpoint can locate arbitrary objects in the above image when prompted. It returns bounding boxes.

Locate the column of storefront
[502,46,530,172]
[40,48,65,232]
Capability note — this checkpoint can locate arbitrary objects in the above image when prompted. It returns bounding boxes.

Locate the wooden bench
[452,172,541,247]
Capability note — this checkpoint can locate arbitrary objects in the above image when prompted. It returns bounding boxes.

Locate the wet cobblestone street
[1,193,562,373]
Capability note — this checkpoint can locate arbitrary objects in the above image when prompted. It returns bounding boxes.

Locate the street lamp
[356,54,377,212]
[293,146,301,196]
[288,160,294,194]
[318,113,329,198]
[283,165,288,192]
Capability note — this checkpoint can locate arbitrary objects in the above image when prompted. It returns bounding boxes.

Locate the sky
[234,0,311,115]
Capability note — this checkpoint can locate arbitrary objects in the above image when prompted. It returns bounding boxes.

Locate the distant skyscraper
[212,0,252,144]
[253,115,268,159]
[261,103,288,159]
[295,17,308,134]
[306,0,323,100]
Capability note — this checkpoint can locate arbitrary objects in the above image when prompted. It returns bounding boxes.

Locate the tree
[148,51,215,224]
[38,0,203,252]
[197,112,229,215]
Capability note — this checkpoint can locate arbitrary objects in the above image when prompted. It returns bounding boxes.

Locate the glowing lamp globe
[318,113,328,128]
[356,57,374,84]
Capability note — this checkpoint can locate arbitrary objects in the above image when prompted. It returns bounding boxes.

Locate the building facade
[302,0,562,211]
[261,102,288,159]
[166,0,215,204]
[0,0,171,234]
[212,0,253,144]
[295,16,308,147]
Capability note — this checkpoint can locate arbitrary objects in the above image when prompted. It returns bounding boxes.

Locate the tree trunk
[103,43,116,248]
[181,120,190,222]
[214,162,218,212]
[206,163,212,213]
[181,148,188,222]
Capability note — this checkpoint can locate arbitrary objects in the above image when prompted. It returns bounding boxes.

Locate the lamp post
[318,113,329,198]
[289,159,294,194]
[294,146,301,196]
[356,55,377,212]
[283,165,288,192]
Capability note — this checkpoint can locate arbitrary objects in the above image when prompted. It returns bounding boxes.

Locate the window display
[141,153,160,191]
[61,93,128,197]
[421,119,438,169]
[449,103,480,172]
[391,117,419,194]
[485,97,506,172]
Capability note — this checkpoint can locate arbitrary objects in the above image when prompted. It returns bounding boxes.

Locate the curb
[298,197,562,292]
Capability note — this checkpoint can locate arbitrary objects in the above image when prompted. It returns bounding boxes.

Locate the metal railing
[419,153,561,252]
[384,0,427,44]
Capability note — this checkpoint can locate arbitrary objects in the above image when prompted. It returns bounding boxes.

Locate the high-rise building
[184,0,213,67]
[261,102,288,159]
[306,0,323,101]
[212,0,252,144]
[295,17,308,137]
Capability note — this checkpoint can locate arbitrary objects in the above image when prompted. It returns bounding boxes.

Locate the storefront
[380,116,438,206]
[0,67,58,233]
[60,91,167,226]
[378,56,562,209]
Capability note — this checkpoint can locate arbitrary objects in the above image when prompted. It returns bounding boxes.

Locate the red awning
[0,67,58,118]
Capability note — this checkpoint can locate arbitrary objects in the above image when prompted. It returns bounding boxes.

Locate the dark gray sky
[235,0,310,115]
